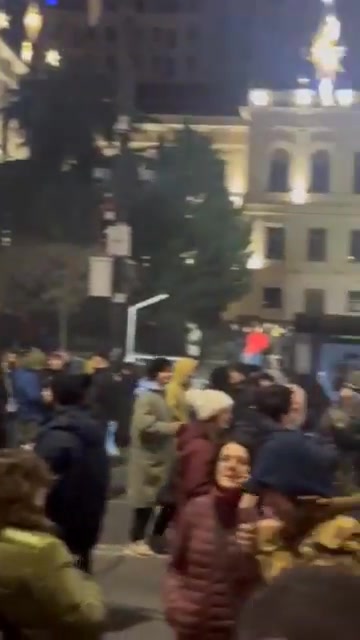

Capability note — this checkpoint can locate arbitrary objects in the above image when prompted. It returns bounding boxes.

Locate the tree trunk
[58,302,69,350]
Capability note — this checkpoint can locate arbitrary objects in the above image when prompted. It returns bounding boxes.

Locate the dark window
[152,27,162,42]
[310,150,330,193]
[186,55,197,73]
[266,226,285,260]
[350,230,360,262]
[347,291,360,313]
[163,56,175,78]
[105,0,117,10]
[304,289,324,315]
[105,26,117,41]
[106,54,117,72]
[263,287,282,309]
[187,25,200,42]
[353,152,360,194]
[307,228,327,262]
[166,28,177,48]
[268,149,290,193]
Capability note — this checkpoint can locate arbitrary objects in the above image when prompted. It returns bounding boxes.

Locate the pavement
[95,479,171,639]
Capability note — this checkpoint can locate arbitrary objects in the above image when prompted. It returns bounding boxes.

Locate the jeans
[105,421,120,456]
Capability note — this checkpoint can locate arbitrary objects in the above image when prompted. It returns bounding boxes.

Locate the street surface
[96,472,171,639]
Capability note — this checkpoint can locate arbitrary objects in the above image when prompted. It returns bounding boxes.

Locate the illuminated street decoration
[45,49,61,67]
[0,10,10,30]
[309,0,346,105]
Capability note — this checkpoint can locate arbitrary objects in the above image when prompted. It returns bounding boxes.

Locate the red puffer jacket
[164,490,261,640]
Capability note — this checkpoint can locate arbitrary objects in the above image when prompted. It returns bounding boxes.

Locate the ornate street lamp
[23,2,43,42]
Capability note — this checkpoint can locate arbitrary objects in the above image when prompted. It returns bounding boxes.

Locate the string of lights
[0,1,61,67]
[309,0,349,106]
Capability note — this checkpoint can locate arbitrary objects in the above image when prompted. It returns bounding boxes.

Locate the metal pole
[125,305,137,360]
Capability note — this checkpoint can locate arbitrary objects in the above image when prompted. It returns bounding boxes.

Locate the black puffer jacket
[35,407,109,555]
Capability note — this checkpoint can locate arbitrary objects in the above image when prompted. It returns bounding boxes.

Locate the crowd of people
[0,349,358,638]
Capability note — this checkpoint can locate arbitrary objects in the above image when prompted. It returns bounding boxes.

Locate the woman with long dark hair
[165,438,260,640]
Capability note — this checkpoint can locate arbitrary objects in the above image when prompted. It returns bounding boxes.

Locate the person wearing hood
[166,358,198,422]
[13,348,48,446]
[126,358,181,556]
[35,374,109,573]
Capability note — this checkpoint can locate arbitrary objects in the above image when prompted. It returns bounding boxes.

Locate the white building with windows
[134,0,360,323]
[135,92,360,323]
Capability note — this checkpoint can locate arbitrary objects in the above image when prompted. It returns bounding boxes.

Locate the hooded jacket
[13,350,47,423]
[35,407,109,554]
[127,379,177,508]
[0,528,105,640]
[166,359,197,423]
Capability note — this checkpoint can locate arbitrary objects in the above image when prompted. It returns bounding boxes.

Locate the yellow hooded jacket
[166,358,198,422]
[256,498,360,582]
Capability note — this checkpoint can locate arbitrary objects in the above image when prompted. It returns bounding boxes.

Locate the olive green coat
[0,527,105,639]
[127,388,178,508]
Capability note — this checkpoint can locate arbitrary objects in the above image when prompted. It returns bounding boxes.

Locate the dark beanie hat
[52,374,92,406]
[147,357,171,380]
[246,430,338,499]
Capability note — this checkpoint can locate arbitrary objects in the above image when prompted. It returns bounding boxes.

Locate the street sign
[105,223,132,257]
[88,256,113,297]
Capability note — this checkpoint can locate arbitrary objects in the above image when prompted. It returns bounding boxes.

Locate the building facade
[133,88,360,322]
[0,36,28,161]
[42,0,254,115]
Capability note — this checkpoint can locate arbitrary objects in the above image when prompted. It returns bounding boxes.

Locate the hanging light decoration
[0,9,10,31]
[309,1,346,105]
[23,2,44,43]
[21,41,34,64]
[45,49,61,67]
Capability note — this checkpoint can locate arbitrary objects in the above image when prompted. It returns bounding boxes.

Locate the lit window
[310,150,330,193]
[268,149,290,193]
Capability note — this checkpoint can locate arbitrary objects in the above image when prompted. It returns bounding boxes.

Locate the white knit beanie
[186,389,234,421]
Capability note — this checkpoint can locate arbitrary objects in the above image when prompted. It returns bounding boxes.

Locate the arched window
[268,149,290,193]
[310,150,330,194]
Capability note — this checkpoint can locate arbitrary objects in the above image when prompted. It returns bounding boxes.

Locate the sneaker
[122,541,154,557]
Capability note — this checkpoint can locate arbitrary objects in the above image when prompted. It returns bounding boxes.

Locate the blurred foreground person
[127,358,180,556]
[321,372,360,492]
[35,375,109,573]
[165,439,260,640]
[175,388,235,518]
[239,566,360,640]
[0,449,105,639]
[13,349,47,445]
